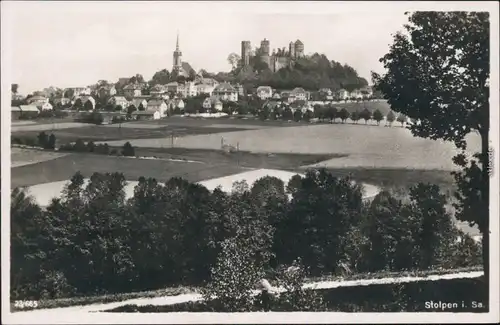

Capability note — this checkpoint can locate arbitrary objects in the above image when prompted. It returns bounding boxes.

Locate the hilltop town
[11,33,376,122]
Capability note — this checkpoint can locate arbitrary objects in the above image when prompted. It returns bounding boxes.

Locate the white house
[214,99,223,111]
[38,102,53,111]
[66,87,91,97]
[184,81,198,98]
[336,89,350,100]
[131,110,161,120]
[212,83,238,102]
[109,96,129,109]
[147,99,168,116]
[19,105,40,115]
[291,88,307,101]
[202,97,213,110]
[27,95,49,106]
[196,83,216,96]
[256,86,273,100]
[123,83,143,98]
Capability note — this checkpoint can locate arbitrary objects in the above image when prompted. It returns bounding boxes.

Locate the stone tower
[289,41,295,58]
[173,31,182,72]
[260,38,271,69]
[241,41,251,67]
[294,39,304,58]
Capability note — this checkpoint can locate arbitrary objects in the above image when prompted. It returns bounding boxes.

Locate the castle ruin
[240,38,304,72]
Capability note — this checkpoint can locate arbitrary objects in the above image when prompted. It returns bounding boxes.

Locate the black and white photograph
[1,1,499,323]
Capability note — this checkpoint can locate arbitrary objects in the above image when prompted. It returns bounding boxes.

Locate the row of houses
[255,86,374,101]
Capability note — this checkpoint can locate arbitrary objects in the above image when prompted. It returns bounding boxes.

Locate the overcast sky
[3,1,490,94]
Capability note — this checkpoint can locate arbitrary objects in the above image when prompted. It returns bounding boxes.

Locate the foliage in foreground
[11,169,482,301]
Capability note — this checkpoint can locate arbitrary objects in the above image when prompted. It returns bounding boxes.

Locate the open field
[11,122,93,132]
[12,124,246,143]
[11,153,245,189]
[11,147,69,168]
[100,124,481,170]
[132,147,339,170]
[12,120,36,126]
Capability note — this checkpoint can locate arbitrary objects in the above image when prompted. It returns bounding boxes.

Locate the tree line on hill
[11,169,481,307]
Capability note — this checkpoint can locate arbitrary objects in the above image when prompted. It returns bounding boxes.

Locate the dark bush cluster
[10,168,482,306]
[11,132,56,150]
[59,140,134,157]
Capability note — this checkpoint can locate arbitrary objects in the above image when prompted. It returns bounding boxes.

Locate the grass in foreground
[11,266,482,312]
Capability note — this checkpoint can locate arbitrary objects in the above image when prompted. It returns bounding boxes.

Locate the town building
[184,81,198,98]
[132,110,161,120]
[65,87,91,97]
[97,85,117,98]
[195,77,219,87]
[336,89,350,100]
[196,83,216,96]
[234,83,245,97]
[147,99,168,116]
[11,106,22,120]
[130,98,148,110]
[124,83,143,98]
[109,96,129,109]
[214,99,223,111]
[212,83,238,102]
[318,88,334,101]
[76,95,96,109]
[38,102,53,111]
[19,105,40,117]
[150,84,168,97]
[256,86,273,100]
[202,97,213,110]
[27,95,49,106]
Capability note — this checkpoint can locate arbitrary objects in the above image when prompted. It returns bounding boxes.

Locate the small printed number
[14,300,39,308]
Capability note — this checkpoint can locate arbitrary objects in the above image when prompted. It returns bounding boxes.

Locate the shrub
[86,141,95,153]
[273,260,327,311]
[47,134,56,150]
[122,142,135,156]
[201,237,264,312]
[37,132,49,148]
[73,139,87,152]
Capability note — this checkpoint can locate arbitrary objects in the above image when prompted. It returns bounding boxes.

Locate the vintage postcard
[1,1,499,324]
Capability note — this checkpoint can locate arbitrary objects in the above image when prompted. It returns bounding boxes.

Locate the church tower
[172,31,182,72]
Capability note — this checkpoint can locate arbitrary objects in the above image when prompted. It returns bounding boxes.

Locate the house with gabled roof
[212,83,238,102]
[130,98,148,110]
[108,96,129,109]
[256,86,273,100]
[291,87,307,101]
[124,83,143,97]
[27,95,49,106]
[131,110,161,120]
[147,99,168,116]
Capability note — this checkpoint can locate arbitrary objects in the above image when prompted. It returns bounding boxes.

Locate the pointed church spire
[176,30,180,51]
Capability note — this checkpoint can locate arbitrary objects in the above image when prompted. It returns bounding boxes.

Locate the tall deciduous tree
[372,109,384,126]
[372,12,490,280]
[227,53,242,71]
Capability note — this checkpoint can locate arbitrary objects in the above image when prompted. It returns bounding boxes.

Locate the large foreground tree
[372,12,490,283]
